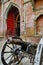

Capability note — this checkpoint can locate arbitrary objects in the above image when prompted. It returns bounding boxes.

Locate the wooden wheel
[1,36,23,65]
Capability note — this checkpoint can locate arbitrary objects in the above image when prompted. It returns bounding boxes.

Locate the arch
[16,14,20,21]
[4,2,20,19]
[36,15,43,20]
[4,2,21,37]
[36,15,43,35]
[35,14,43,20]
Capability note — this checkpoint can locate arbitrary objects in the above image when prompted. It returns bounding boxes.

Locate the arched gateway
[5,3,20,37]
[36,15,43,35]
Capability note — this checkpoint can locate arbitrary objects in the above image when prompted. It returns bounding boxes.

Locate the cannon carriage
[1,36,39,65]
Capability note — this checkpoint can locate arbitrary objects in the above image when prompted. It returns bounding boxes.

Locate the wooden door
[7,8,16,36]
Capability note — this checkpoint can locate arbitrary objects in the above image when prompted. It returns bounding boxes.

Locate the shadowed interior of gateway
[6,5,20,37]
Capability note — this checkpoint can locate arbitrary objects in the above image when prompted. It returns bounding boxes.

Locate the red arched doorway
[6,6,20,37]
[36,15,43,35]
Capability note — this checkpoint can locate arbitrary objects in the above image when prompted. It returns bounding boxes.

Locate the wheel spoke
[1,37,22,65]
[8,57,19,65]
[5,54,12,61]
[8,59,14,65]
[8,56,14,65]
[12,44,15,48]
[4,51,12,53]
[7,45,13,50]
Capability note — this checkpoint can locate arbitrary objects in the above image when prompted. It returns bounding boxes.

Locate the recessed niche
[36,15,43,35]
[34,0,43,10]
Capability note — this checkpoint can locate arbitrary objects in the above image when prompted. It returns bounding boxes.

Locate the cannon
[1,36,37,65]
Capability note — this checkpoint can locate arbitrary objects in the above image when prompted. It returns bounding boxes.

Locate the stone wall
[21,0,43,43]
[0,4,3,37]
[0,0,43,43]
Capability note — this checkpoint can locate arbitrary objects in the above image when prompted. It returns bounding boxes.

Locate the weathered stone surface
[0,0,43,43]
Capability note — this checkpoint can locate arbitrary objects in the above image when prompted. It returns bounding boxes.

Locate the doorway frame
[35,14,43,36]
[4,2,21,38]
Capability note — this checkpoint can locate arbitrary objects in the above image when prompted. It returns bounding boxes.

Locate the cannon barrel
[12,39,29,46]
[7,36,37,55]
[11,38,37,54]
